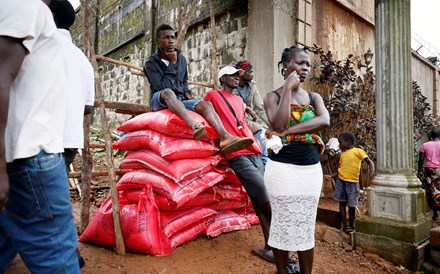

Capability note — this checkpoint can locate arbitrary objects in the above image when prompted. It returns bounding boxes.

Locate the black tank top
[268,90,320,165]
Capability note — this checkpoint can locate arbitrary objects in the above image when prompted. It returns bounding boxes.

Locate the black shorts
[228,154,269,214]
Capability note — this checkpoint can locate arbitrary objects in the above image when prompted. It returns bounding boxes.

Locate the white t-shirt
[58,29,95,149]
[0,0,66,162]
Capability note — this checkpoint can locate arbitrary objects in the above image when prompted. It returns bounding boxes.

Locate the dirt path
[6,199,412,274]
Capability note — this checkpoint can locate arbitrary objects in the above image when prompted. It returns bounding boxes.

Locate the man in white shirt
[49,0,95,269]
[0,0,80,272]
[50,0,95,174]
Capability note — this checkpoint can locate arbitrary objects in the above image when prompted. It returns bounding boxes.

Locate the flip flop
[252,248,297,263]
[192,122,207,140]
[220,137,254,155]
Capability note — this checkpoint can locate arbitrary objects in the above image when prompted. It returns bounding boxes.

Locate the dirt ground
[3,156,420,274]
[5,197,415,274]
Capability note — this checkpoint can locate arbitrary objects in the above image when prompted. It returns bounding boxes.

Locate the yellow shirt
[338,147,368,183]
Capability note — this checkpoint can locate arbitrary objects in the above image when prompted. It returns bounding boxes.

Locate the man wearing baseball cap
[235,60,269,167]
[204,66,272,259]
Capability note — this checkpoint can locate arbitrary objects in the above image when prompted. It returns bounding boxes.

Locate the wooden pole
[69,170,131,179]
[95,55,216,88]
[96,55,143,72]
[208,0,219,90]
[177,0,183,35]
[80,0,126,255]
[175,0,200,49]
[79,114,92,233]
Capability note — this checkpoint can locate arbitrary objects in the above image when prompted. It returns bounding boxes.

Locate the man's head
[49,0,75,30]
[218,66,244,90]
[431,129,440,140]
[234,60,253,82]
[155,24,176,52]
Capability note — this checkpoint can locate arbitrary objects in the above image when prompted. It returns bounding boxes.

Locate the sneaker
[252,248,297,263]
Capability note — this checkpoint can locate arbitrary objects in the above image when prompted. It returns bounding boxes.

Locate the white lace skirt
[264,159,322,251]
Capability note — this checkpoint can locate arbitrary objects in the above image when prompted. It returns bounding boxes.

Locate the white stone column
[355,0,431,270]
[370,0,424,222]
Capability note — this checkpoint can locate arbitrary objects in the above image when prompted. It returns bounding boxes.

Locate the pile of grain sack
[79,110,259,256]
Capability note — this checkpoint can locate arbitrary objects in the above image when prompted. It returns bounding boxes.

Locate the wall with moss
[70,0,249,127]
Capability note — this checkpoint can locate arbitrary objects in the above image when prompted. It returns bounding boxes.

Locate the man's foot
[344,225,354,233]
[287,262,301,274]
[192,122,207,140]
[287,263,301,274]
[219,137,253,155]
[252,248,297,263]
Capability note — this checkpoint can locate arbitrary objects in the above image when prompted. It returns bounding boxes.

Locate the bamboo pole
[208,0,219,90]
[80,0,126,255]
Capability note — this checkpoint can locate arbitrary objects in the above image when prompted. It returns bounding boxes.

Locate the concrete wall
[71,0,249,127]
[70,0,439,129]
[412,51,440,116]
[313,0,375,66]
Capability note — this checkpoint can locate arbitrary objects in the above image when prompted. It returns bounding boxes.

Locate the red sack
[120,188,172,256]
[155,192,218,211]
[80,187,173,256]
[116,109,218,141]
[204,210,251,237]
[233,208,260,225]
[121,189,142,203]
[214,165,242,185]
[117,169,172,190]
[169,220,207,248]
[117,169,224,207]
[119,149,222,182]
[160,207,216,237]
[112,129,219,160]
[206,182,247,200]
[208,198,249,211]
[79,195,116,247]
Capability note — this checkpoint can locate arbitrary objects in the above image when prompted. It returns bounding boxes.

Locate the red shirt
[204,89,261,160]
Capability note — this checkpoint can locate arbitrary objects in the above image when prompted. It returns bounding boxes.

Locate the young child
[326,132,375,233]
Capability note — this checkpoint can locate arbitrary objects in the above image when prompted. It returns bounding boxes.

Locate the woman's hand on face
[285,70,300,90]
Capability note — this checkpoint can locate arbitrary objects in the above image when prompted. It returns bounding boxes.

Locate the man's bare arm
[0,36,27,211]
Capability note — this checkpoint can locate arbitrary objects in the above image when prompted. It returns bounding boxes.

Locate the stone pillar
[247,0,296,95]
[354,0,431,271]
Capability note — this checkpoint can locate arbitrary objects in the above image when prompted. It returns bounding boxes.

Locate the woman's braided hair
[278,45,309,76]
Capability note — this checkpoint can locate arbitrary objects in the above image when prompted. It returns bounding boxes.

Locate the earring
[281,69,286,76]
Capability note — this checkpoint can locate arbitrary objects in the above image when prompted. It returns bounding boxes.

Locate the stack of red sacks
[79,110,259,256]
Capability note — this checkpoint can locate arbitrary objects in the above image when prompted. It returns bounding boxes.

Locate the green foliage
[309,46,439,175]
[309,46,376,175]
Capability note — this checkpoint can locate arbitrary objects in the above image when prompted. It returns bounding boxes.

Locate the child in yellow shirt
[326,132,375,233]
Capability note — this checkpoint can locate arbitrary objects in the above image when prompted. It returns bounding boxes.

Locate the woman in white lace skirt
[263,45,330,274]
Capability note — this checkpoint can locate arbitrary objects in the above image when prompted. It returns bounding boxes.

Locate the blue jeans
[0,151,80,274]
[254,129,268,166]
[150,89,201,112]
